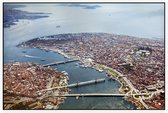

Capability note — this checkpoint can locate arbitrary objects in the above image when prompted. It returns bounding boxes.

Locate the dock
[43,59,79,67]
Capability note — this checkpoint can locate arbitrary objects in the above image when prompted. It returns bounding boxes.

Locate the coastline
[27,46,148,109]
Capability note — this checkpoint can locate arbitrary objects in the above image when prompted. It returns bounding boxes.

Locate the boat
[22,51,27,53]
[108,78,115,81]
[76,96,79,100]
[80,65,84,68]
[40,59,46,61]
[75,63,79,66]
[44,49,49,52]
[56,25,61,28]
[98,69,103,72]
[66,76,69,81]
[9,59,16,63]
[61,71,68,75]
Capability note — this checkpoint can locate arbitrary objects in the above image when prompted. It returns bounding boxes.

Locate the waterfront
[3,3,164,109]
[4,45,137,109]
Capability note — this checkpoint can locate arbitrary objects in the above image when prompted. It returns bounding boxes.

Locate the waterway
[4,3,163,109]
[4,46,137,109]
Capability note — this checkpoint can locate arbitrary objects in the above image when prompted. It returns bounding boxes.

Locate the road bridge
[38,78,105,93]
[50,93,150,97]
[43,59,79,67]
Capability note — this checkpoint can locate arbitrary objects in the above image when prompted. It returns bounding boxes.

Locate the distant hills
[3,4,50,28]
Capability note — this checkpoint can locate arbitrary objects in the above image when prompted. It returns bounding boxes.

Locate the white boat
[62,71,68,75]
[98,69,103,72]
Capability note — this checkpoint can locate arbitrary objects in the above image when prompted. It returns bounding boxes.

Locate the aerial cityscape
[3,3,165,110]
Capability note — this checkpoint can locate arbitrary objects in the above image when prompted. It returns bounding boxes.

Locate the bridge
[46,93,151,98]
[43,59,79,67]
[38,78,106,93]
[54,93,150,97]
[68,78,105,88]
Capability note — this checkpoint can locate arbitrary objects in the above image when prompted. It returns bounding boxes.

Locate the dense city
[4,62,69,109]
[18,33,165,109]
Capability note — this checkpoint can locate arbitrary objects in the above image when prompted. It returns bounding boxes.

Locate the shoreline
[29,46,148,109]
[19,45,149,109]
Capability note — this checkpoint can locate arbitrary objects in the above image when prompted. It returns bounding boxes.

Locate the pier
[38,78,105,93]
[43,59,79,67]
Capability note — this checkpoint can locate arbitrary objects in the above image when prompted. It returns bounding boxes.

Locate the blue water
[4,47,66,64]
[4,3,164,109]
[59,97,135,110]
[4,45,136,109]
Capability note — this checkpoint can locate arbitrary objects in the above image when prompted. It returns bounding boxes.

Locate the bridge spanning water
[51,93,150,97]
[38,78,106,93]
[43,59,79,67]
[68,78,105,88]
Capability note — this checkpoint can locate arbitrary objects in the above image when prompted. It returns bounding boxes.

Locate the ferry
[98,69,103,72]
[44,49,49,52]
[61,71,68,75]
[106,74,115,81]
[80,65,84,68]
[40,59,46,61]
[9,59,16,63]
[66,76,69,81]
[108,78,115,81]
[56,25,61,28]
[22,51,27,53]
[75,63,79,66]
[82,65,87,68]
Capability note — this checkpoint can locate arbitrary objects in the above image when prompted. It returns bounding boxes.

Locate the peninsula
[17,33,165,109]
[3,4,50,28]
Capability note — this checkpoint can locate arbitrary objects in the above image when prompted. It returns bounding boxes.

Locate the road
[38,78,105,93]
[51,93,149,97]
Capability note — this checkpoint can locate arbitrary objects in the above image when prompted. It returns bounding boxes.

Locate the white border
[0,0,167,113]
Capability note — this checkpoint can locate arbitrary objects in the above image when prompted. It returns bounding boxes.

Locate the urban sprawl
[7,33,165,109]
